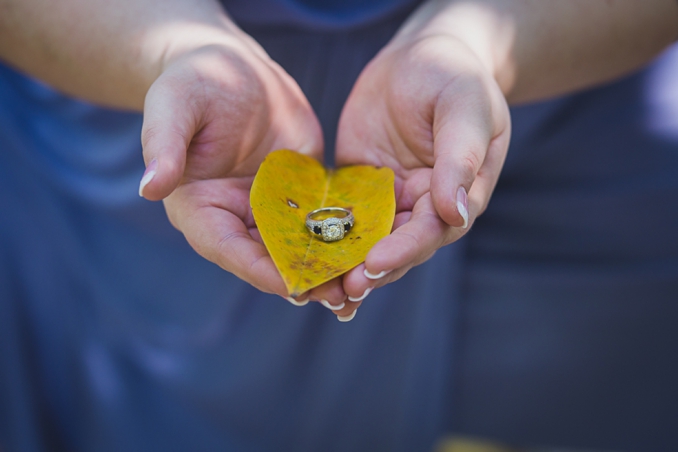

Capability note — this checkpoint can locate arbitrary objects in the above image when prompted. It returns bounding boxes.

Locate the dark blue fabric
[452,50,678,449]
[1,3,678,452]
[224,0,420,30]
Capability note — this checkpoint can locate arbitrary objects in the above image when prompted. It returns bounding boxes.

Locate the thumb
[430,76,512,230]
[138,81,194,201]
[429,88,494,229]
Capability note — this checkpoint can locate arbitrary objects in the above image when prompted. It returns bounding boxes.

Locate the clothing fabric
[225,0,420,30]
[1,1,678,451]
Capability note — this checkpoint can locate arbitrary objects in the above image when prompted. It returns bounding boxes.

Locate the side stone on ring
[305,207,355,242]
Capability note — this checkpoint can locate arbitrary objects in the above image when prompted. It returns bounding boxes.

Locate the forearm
[0,0,242,109]
[397,0,678,104]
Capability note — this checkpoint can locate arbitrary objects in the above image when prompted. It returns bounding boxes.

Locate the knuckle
[458,152,482,179]
[398,230,425,255]
[140,122,162,151]
[215,230,248,260]
[246,253,268,276]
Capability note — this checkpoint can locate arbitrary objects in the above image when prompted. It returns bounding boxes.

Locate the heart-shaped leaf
[251,150,395,296]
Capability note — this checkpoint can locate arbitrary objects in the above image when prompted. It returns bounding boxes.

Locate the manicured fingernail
[286,296,309,307]
[139,159,158,197]
[348,287,372,302]
[456,186,469,229]
[320,300,345,311]
[338,309,357,322]
[364,269,391,280]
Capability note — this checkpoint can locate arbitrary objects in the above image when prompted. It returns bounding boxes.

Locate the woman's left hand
[335,29,511,305]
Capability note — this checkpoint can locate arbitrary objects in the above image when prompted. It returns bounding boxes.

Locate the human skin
[1,0,677,320]
[338,0,678,311]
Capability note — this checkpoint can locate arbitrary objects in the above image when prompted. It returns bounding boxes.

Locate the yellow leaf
[250,149,395,296]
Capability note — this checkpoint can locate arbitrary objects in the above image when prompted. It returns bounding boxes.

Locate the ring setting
[305,207,355,242]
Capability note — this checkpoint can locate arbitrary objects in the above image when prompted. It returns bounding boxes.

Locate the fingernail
[456,186,469,229]
[348,287,372,302]
[286,296,309,307]
[320,300,345,311]
[337,309,357,322]
[364,269,391,280]
[139,159,158,197]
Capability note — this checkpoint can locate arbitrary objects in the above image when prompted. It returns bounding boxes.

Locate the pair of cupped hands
[138,18,511,321]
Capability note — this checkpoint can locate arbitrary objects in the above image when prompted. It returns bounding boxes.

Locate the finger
[342,210,410,300]
[248,227,263,244]
[343,263,379,303]
[139,78,196,201]
[392,210,412,232]
[364,192,458,275]
[343,210,411,301]
[429,69,513,229]
[336,306,360,323]
[343,262,411,303]
[429,81,498,228]
[283,291,310,307]
[308,278,362,322]
[308,278,347,312]
[395,168,432,213]
[197,210,287,295]
[201,215,286,295]
[468,126,511,218]
[166,184,288,296]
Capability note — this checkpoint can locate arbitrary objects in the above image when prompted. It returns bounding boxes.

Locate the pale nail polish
[338,310,357,322]
[348,287,372,302]
[138,159,158,197]
[286,296,309,307]
[320,300,345,311]
[364,269,391,280]
[456,186,469,229]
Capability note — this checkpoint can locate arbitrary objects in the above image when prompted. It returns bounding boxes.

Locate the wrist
[395,0,678,104]
[391,0,514,95]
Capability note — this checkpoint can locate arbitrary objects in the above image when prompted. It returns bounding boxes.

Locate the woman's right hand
[138,28,331,300]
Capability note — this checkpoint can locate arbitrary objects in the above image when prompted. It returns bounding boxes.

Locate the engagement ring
[305,207,355,242]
